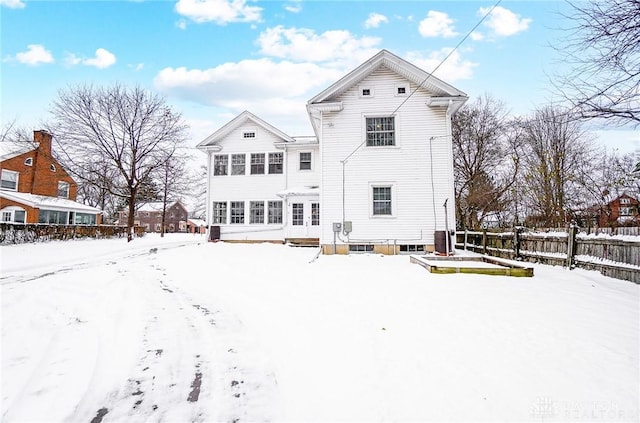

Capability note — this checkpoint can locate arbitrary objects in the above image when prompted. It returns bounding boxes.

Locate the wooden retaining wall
[456,228,639,284]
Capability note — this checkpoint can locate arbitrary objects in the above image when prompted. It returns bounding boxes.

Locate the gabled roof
[196,110,295,150]
[0,191,101,213]
[307,49,468,105]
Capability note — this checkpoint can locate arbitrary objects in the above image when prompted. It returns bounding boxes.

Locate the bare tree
[554,0,640,126]
[153,150,194,237]
[452,95,519,229]
[518,106,597,227]
[49,84,189,241]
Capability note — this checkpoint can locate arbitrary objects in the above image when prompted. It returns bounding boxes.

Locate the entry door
[289,200,320,238]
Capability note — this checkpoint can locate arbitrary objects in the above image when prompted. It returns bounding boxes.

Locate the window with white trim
[251,153,265,174]
[268,153,283,174]
[212,202,227,224]
[58,181,70,198]
[1,169,18,191]
[372,186,392,216]
[50,163,56,172]
[395,84,408,96]
[299,152,312,171]
[620,198,630,205]
[214,155,228,176]
[268,201,283,224]
[243,131,256,139]
[250,201,264,224]
[231,154,245,175]
[230,201,245,224]
[366,117,395,146]
[24,157,33,166]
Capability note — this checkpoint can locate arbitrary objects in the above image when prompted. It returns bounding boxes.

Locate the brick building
[119,201,189,233]
[0,130,101,224]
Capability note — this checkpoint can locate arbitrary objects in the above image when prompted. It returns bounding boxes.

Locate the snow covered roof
[276,185,320,197]
[0,191,101,213]
[196,110,296,150]
[187,218,206,226]
[0,141,36,162]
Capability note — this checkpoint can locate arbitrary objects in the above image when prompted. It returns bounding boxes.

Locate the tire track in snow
[83,255,279,422]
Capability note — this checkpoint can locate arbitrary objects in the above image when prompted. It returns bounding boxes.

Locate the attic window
[361,88,371,96]
[50,164,56,172]
[396,84,408,96]
[24,157,33,166]
[243,131,256,139]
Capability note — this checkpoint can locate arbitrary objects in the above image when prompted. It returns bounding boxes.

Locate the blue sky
[1,0,637,155]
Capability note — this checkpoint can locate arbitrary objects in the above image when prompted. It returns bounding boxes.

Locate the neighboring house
[0,130,102,225]
[118,201,189,233]
[197,111,320,243]
[187,218,207,234]
[198,50,467,253]
[596,193,640,226]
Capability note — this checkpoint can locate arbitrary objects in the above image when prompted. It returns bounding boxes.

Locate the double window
[1,169,18,191]
[366,116,395,147]
[214,155,228,176]
[1,208,25,223]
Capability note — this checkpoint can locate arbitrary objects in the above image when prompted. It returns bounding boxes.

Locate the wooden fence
[0,223,146,245]
[456,227,640,284]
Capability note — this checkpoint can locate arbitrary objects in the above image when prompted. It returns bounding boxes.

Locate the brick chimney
[33,130,52,156]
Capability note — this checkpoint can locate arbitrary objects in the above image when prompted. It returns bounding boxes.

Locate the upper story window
[251,153,265,175]
[231,154,245,175]
[57,181,70,199]
[1,169,18,191]
[24,157,33,166]
[213,154,228,176]
[620,198,630,205]
[366,117,395,147]
[359,86,373,97]
[243,131,256,139]
[395,84,408,96]
[299,152,312,171]
[50,163,56,172]
[268,153,283,174]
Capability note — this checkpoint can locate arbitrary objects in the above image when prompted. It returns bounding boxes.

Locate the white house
[307,49,467,254]
[196,111,320,243]
[198,50,467,253]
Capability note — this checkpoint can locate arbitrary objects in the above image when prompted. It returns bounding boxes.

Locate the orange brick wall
[0,197,40,223]
[1,131,78,200]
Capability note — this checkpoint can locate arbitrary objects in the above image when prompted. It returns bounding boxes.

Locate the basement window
[399,245,425,253]
[349,244,374,253]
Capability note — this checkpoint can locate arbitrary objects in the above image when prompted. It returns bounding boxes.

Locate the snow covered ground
[1,234,639,422]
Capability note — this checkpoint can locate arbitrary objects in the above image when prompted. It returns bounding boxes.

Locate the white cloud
[0,0,25,9]
[470,31,484,41]
[478,6,531,37]
[284,0,302,14]
[154,58,345,132]
[82,48,116,69]
[175,0,261,25]
[176,19,188,30]
[129,63,144,72]
[13,44,54,66]
[406,48,478,82]
[364,13,389,29]
[64,53,82,66]
[256,25,380,66]
[418,11,458,38]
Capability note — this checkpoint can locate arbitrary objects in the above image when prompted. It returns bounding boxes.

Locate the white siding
[319,67,456,246]
[207,124,288,241]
